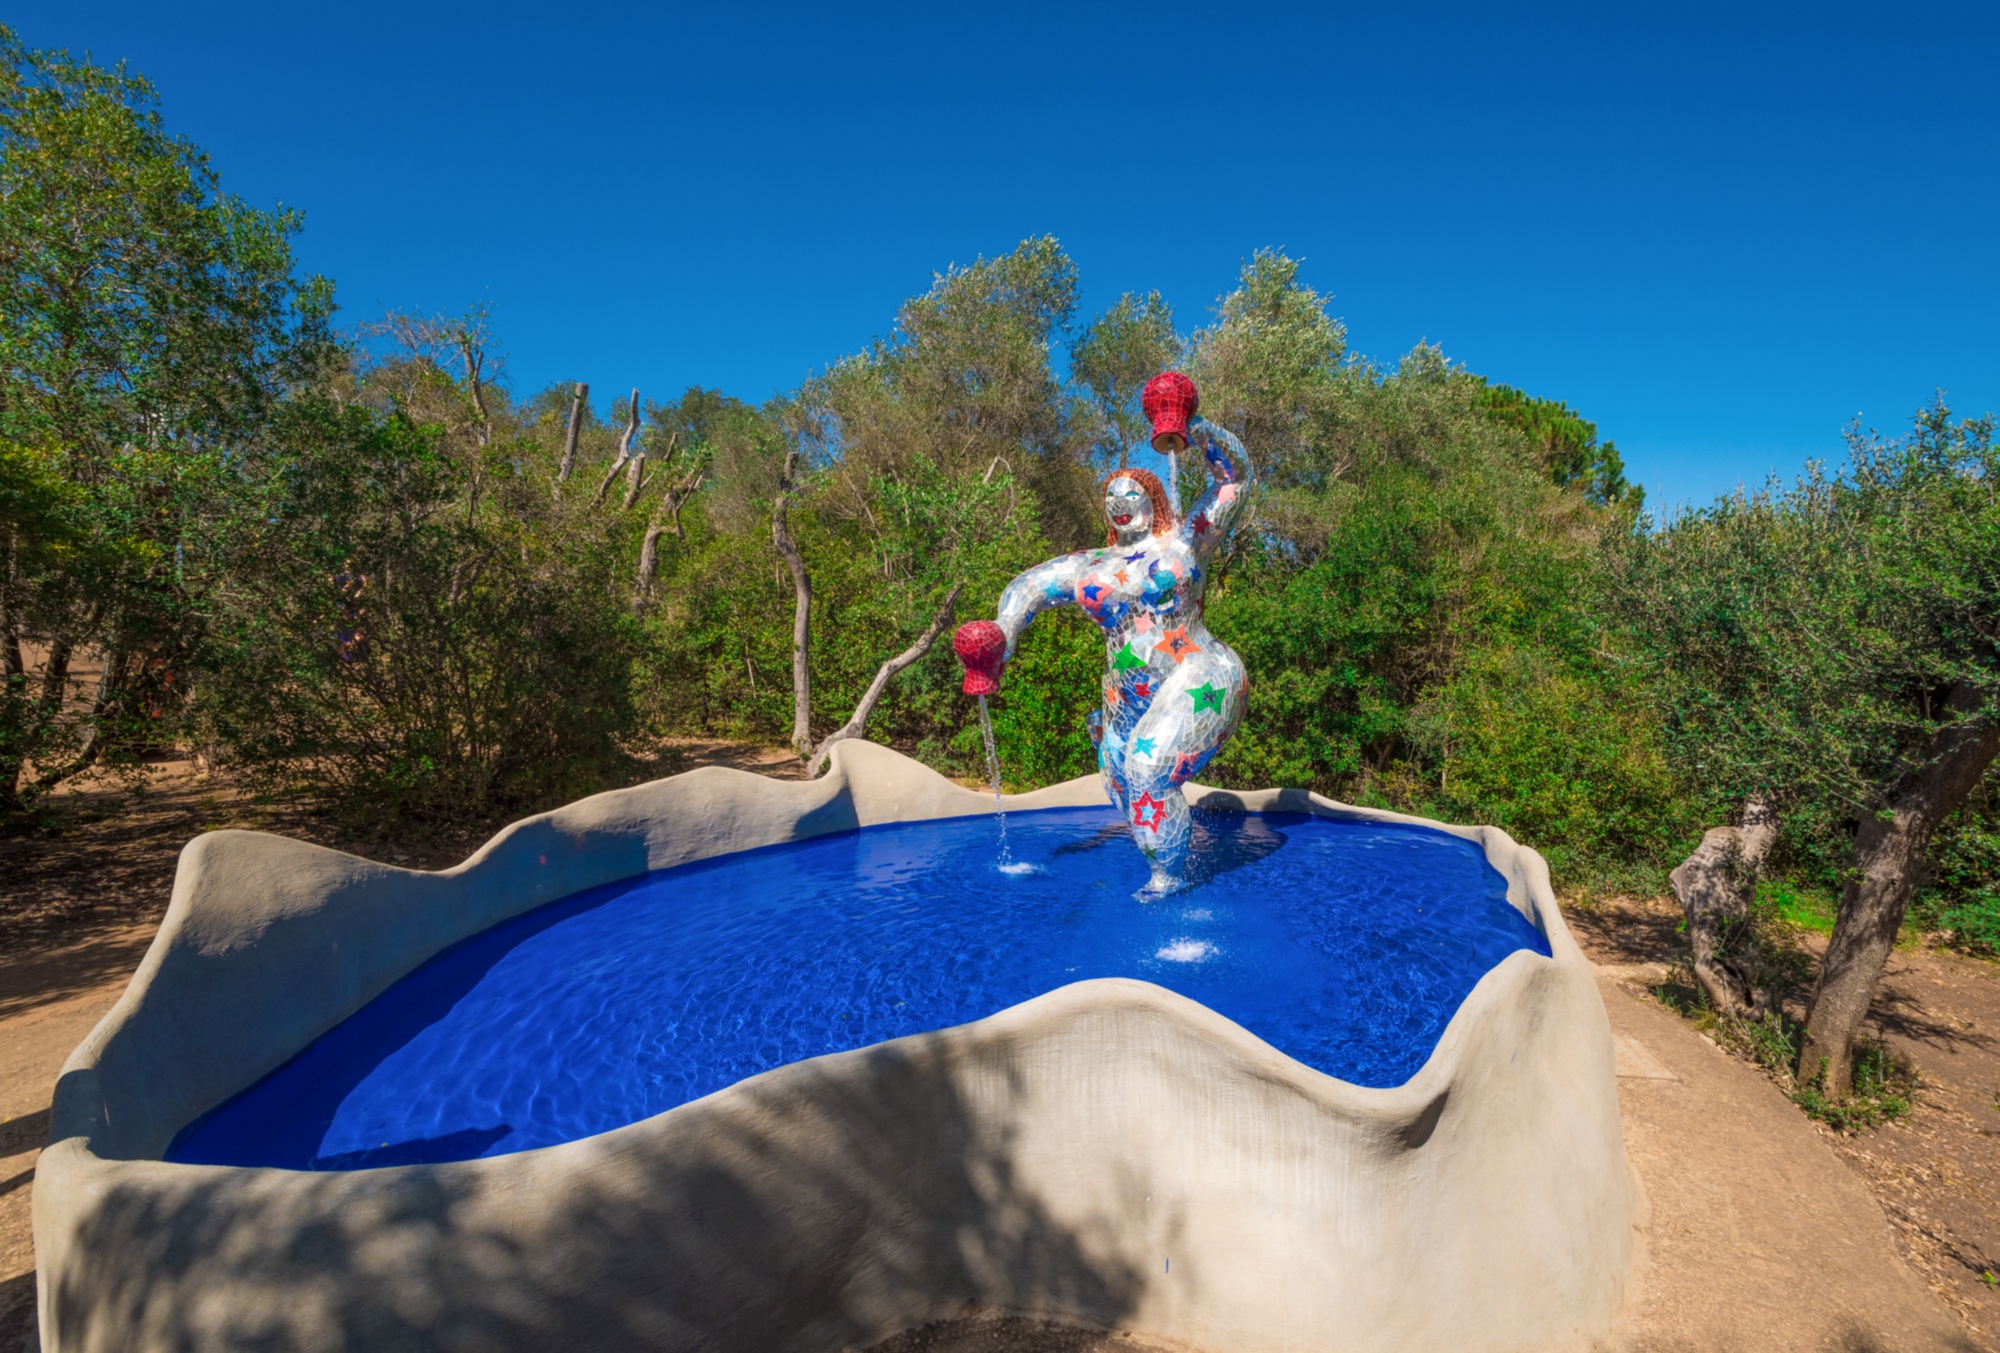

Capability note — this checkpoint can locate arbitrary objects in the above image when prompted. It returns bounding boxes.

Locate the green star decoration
[1112,643,1146,672]
[1189,682,1226,713]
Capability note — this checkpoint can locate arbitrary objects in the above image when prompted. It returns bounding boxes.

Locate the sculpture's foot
[1137,866,1187,900]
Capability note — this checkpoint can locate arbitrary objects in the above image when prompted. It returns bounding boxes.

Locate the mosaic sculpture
[957,372,1252,894]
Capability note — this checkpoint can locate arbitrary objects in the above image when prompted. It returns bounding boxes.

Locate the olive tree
[1618,400,2000,1095]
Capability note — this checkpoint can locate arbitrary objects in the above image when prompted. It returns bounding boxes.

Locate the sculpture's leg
[1096,713,1131,816]
[1123,762,1193,893]
[1124,649,1246,895]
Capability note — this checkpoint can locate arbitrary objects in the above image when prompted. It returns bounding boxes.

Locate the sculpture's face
[1105,477,1152,539]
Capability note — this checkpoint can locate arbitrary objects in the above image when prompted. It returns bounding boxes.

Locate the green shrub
[200,398,640,833]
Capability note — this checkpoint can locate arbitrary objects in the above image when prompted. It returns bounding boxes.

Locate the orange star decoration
[1156,626,1200,663]
[1132,792,1168,831]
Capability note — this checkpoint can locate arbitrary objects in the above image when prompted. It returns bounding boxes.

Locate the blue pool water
[169,807,1549,1170]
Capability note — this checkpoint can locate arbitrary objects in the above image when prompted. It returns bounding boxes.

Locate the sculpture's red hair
[1102,466,1176,546]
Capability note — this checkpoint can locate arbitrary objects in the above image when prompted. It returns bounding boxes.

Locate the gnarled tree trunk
[1799,683,1998,1097]
[772,448,812,755]
[1670,797,1778,1018]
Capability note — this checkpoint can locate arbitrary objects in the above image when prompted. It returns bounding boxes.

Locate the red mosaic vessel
[1141,371,1199,452]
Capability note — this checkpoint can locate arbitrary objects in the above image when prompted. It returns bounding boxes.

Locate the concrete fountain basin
[33,740,1634,1352]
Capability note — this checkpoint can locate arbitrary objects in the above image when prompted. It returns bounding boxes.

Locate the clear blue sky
[17,1,1997,510]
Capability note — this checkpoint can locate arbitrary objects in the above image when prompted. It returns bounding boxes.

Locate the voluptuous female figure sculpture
[956,373,1252,894]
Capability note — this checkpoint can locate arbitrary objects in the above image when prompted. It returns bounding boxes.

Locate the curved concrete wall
[34,741,1633,1352]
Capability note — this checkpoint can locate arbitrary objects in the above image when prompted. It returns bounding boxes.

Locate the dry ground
[3,760,1996,1352]
[1573,897,2000,1347]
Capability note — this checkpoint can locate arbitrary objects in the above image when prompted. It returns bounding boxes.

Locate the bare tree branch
[663,465,703,539]
[592,389,643,508]
[635,523,668,612]
[555,381,588,484]
[773,446,813,754]
[621,451,648,510]
[808,585,961,778]
[458,330,492,447]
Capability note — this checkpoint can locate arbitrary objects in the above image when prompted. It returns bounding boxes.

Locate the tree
[797,236,1095,551]
[0,25,331,810]
[200,328,644,831]
[1617,399,2000,1095]
[1072,290,1179,477]
[1476,383,1640,510]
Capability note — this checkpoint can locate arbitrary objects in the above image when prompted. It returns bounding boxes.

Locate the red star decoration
[1134,680,1152,698]
[1191,513,1210,536]
[1113,568,1129,584]
[1157,627,1201,663]
[1132,792,1167,831]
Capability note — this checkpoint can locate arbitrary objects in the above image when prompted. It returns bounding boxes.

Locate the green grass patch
[1758,877,1839,935]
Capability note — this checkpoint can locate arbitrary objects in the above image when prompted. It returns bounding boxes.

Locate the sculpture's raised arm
[1181,417,1252,554]
[993,551,1085,662]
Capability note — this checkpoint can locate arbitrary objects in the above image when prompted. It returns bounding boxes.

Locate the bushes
[1411,645,1693,890]
[1916,785,2000,953]
[200,395,642,832]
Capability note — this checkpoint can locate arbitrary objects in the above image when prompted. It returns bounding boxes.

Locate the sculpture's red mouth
[1111,514,1133,526]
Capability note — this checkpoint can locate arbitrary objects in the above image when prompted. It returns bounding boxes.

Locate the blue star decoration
[1123,550,1147,563]
[1132,736,1156,756]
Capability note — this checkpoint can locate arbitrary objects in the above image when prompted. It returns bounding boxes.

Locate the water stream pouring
[953,619,1015,869]
[975,693,1010,867]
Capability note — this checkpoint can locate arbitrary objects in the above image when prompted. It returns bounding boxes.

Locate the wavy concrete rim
[35,739,1631,1353]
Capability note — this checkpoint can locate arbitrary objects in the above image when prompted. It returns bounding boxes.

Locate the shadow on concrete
[864,1314,1170,1352]
[48,1034,1151,1351]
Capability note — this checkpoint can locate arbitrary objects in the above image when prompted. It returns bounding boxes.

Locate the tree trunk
[1670,797,1778,1018]
[1799,683,2000,1097]
[38,635,74,711]
[555,382,588,485]
[2,528,22,680]
[620,453,648,510]
[633,452,699,613]
[664,469,703,539]
[591,390,642,508]
[32,646,126,790]
[634,524,667,612]
[772,448,812,755]
[808,585,960,778]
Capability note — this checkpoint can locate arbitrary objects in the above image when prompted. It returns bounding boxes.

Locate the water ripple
[170,808,1548,1169]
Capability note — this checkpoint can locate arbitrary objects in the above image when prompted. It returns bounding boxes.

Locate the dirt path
[1602,968,1979,1350]
[0,931,156,1350]
[1575,897,2000,1344]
